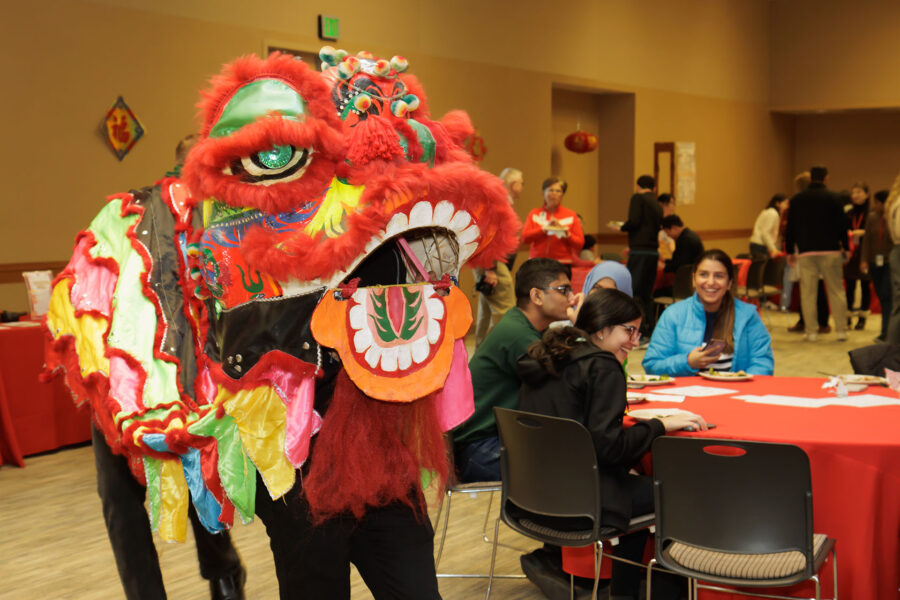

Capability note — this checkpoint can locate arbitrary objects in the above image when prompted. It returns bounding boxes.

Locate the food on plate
[706,369,747,378]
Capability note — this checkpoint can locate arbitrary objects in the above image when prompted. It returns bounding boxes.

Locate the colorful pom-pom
[391,100,409,118]
[353,94,372,112]
[373,59,391,77]
[403,94,420,112]
[338,57,360,80]
[334,49,348,62]
[357,50,374,60]
[390,56,408,73]
[319,46,339,66]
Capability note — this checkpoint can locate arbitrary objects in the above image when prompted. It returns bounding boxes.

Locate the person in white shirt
[749,193,788,259]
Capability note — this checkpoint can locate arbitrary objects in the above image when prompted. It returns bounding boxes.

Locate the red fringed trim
[302,370,448,523]
[183,116,344,215]
[439,110,474,147]
[391,118,424,164]
[345,115,406,166]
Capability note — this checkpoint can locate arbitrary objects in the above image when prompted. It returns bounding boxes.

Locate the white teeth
[411,337,430,364]
[397,344,412,370]
[353,327,373,353]
[408,201,433,228]
[449,210,472,231]
[364,345,381,369]
[432,201,455,226]
[379,346,399,372]
[426,297,444,320]
[348,304,366,329]
[364,236,382,253]
[458,242,479,264]
[427,318,441,344]
[457,224,480,246]
[352,289,367,304]
[385,213,408,236]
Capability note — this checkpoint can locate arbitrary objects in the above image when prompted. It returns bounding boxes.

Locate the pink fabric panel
[69,238,118,316]
[433,339,474,432]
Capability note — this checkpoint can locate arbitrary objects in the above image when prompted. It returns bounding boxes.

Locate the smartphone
[706,339,726,354]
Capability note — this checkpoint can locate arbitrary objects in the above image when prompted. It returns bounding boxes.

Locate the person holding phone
[642,249,774,376]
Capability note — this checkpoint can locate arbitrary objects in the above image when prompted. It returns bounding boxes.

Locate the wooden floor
[0,310,881,599]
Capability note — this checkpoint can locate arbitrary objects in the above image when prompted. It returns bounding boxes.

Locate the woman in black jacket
[518,288,707,600]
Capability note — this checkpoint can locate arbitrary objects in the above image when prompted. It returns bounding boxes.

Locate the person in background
[657,193,677,260]
[643,249,773,376]
[452,258,576,483]
[519,289,705,600]
[473,167,521,346]
[750,193,788,259]
[582,260,634,298]
[784,165,849,342]
[610,174,662,344]
[661,214,704,275]
[884,177,900,343]
[784,172,831,330]
[844,182,871,330]
[861,190,893,342]
[521,177,584,262]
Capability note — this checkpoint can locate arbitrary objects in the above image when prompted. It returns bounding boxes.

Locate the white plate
[0,321,41,328]
[838,374,887,386]
[628,374,675,386]
[626,392,648,405]
[628,408,690,420]
[699,371,753,382]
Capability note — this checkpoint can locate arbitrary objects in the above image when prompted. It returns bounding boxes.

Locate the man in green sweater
[453,258,575,482]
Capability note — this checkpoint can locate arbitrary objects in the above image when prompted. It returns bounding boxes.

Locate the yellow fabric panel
[304,177,364,237]
[220,385,294,499]
[158,459,189,542]
[47,278,110,376]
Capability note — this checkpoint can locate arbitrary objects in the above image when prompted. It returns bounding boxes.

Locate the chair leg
[481,490,495,543]
[813,574,820,600]
[646,558,655,600]
[483,508,502,600]
[434,489,452,569]
[592,541,603,600]
[832,546,838,600]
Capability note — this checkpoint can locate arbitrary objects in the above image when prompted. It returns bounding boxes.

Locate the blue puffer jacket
[642,293,774,376]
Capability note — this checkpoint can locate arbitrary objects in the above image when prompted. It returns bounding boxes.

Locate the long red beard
[302,369,449,523]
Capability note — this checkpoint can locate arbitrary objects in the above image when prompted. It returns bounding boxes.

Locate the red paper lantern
[564,130,598,153]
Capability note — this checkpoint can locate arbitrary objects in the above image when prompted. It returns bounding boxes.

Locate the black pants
[254,475,441,600]
[92,425,243,600]
[870,264,892,338]
[845,277,871,313]
[609,475,684,600]
[628,251,660,335]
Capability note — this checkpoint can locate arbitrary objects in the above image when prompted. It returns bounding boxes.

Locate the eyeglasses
[617,324,641,340]
[545,284,574,297]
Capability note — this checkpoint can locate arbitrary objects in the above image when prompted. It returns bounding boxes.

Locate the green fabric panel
[87,198,140,261]
[210,79,306,139]
[144,456,162,530]
[188,411,257,523]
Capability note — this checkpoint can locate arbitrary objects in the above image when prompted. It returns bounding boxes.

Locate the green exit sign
[318,15,340,41]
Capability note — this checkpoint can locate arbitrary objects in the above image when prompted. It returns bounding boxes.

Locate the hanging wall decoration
[564,123,598,153]
[104,96,144,161]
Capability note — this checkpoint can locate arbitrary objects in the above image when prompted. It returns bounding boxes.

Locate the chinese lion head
[45,49,519,539]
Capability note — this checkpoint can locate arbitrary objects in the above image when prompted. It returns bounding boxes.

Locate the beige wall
[793,112,900,194]
[0,0,784,309]
[770,0,900,110]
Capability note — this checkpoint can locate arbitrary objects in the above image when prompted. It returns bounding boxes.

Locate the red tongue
[386,286,406,334]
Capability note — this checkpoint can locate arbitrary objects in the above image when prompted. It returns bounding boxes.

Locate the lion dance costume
[44,48,519,597]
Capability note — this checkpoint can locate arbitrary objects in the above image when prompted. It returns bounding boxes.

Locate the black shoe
[875,334,886,343]
[520,550,606,600]
[788,321,805,333]
[210,567,246,600]
[855,317,866,330]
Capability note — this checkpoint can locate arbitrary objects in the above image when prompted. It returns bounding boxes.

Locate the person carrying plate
[521,176,585,262]
[642,249,774,377]
[518,288,707,600]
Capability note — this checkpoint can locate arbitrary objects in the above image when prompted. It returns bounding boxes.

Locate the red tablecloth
[0,323,90,467]
[562,376,900,599]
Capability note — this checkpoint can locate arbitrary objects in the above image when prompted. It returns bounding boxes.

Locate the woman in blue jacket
[643,249,774,376]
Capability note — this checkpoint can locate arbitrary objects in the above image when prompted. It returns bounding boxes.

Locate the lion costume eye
[224,144,314,185]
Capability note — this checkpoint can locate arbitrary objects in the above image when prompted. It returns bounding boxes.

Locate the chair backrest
[762,256,785,288]
[652,437,815,561]
[494,407,601,531]
[744,258,767,291]
[672,264,695,300]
